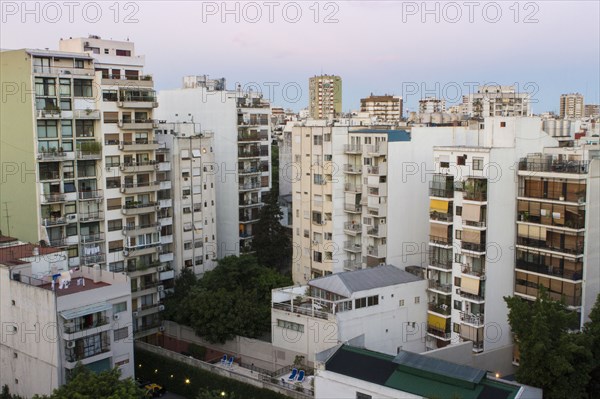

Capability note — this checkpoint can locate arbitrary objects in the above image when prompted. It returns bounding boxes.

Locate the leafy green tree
[504,288,592,399]
[1,385,25,399]
[163,268,198,325]
[584,294,600,397]
[196,388,237,399]
[271,143,279,194]
[31,364,143,399]
[251,188,291,271]
[165,255,291,343]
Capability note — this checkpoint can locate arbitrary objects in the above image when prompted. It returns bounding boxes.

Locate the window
[114,327,128,341]
[35,77,55,96]
[60,99,71,110]
[73,79,93,97]
[76,120,94,137]
[109,262,124,273]
[116,49,131,56]
[103,112,119,123]
[183,207,191,214]
[61,120,72,137]
[313,135,323,145]
[105,156,120,167]
[455,230,462,239]
[453,323,461,333]
[277,319,304,333]
[500,121,506,127]
[107,198,121,210]
[184,242,192,250]
[324,232,332,240]
[74,59,85,68]
[106,177,120,189]
[313,174,324,185]
[104,134,119,145]
[103,90,118,102]
[399,299,405,307]
[59,79,71,96]
[313,251,322,263]
[356,393,372,399]
[113,301,127,313]
[457,156,466,166]
[414,296,420,304]
[473,157,484,171]
[109,240,123,253]
[455,253,461,263]
[456,206,462,216]
[312,211,323,225]
[454,300,462,310]
[367,296,379,306]
[108,219,123,232]
[37,120,58,138]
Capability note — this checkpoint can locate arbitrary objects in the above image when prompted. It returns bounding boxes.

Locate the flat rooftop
[0,242,63,266]
[39,277,110,297]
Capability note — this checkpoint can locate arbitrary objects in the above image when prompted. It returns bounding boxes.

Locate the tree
[584,294,600,397]
[504,288,593,399]
[251,187,291,271]
[1,385,25,399]
[31,364,143,399]
[196,388,237,399]
[164,255,291,343]
[163,268,198,325]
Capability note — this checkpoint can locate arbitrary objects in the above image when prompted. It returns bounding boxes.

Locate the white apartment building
[155,123,218,277]
[156,79,272,257]
[514,147,599,331]
[360,94,403,123]
[466,85,531,117]
[0,236,134,398]
[560,93,585,119]
[271,265,427,363]
[424,117,557,354]
[58,36,172,339]
[418,97,446,114]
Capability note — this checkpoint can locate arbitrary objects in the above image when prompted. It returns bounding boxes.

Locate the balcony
[78,190,103,201]
[117,98,158,109]
[430,212,453,223]
[461,264,486,280]
[344,222,362,235]
[429,235,452,246]
[459,290,485,303]
[367,226,385,237]
[464,220,486,228]
[343,164,362,174]
[157,161,171,172]
[516,236,584,256]
[344,144,363,154]
[517,212,585,230]
[239,198,262,208]
[365,144,385,156]
[121,181,159,194]
[41,216,67,227]
[461,241,486,254]
[119,140,160,152]
[37,150,74,161]
[429,186,454,198]
[427,325,452,340]
[65,334,110,364]
[124,242,161,257]
[428,302,451,316]
[41,193,66,204]
[122,223,160,237]
[101,74,154,87]
[344,204,361,213]
[516,259,582,281]
[238,148,261,159]
[126,261,162,274]
[460,311,485,326]
[121,119,157,130]
[33,65,95,77]
[121,202,158,215]
[80,233,105,244]
[159,252,174,262]
[367,165,387,175]
[80,254,106,266]
[131,281,161,293]
[367,245,386,258]
[40,171,60,181]
[343,259,362,271]
[37,109,62,119]
[120,161,157,173]
[240,212,260,223]
[343,241,362,253]
[238,167,261,175]
[73,109,101,119]
[239,182,261,191]
[158,216,173,226]
[79,211,104,222]
[518,158,590,174]
[463,189,487,202]
[427,279,452,294]
[63,316,110,336]
[429,258,452,270]
[344,183,362,193]
[237,132,267,142]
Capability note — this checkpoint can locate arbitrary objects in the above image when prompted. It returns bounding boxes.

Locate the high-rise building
[0,235,134,397]
[360,94,403,123]
[424,117,558,354]
[308,75,342,119]
[156,77,272,257]
[515,149,599,330]
[418,97,446,114]
[466,85,531,117]
[0,36,172,340]
[155,123,218,276]
[584,104,599,118]
[559,93,584,118]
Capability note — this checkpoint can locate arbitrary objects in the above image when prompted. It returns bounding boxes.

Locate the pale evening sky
[1,0,599,114]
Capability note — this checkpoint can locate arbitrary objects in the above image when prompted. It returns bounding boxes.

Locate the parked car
[136,379,166,398]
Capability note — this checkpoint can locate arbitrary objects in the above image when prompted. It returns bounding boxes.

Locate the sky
[1,0,599,114]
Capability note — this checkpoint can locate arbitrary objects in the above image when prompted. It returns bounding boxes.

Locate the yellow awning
[428,313,447,330]
[461,276,480,295]
[430,199,449,213]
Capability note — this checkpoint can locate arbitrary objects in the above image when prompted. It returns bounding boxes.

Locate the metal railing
[428,279,452,293]
[518,159,590,174]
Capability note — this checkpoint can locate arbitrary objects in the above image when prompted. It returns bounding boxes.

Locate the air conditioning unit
[158,305,165,311]
[120,187,126,193]
[113,314,120,320]
[159,326,165,332]
[155,204,160,210]
[156,245,163,252]
[117,120,123,127]
[157,285,164,292]
[66,214,78,222]
[96,198,102,203]
[67,341,75,349]
[132,311,139,317]
[123,250,129,257]
[157,266,165,272]
[105,166,112,172]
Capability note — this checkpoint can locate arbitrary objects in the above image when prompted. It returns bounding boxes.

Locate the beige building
[584,104,599,118]
[466,85,531,117]
[309,75,342,119]
[0,235,134,398]
[559,93,584,119]
[360,94,403,123]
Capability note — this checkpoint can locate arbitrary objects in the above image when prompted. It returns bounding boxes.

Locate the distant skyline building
[418,97,446,114]
[584,104,599,118]
[560,93,585,119]
[466,85,531,117]
[360,94,403,123]
[309,75,342,119]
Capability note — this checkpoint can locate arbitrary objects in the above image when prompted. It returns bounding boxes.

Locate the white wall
[315,370,419,399]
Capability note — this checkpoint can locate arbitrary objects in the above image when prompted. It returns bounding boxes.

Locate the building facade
[418,97,446,114]
[466,85,531,117]
[559,93,584,119]
[360,94,403,123]
[309,75,342,119]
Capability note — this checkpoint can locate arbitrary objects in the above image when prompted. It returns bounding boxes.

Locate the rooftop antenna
[2,202,11,236]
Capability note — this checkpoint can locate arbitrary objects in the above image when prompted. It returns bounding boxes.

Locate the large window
[277,319,304,333]
[59,79,71,96]
[35,77,55,96]
[74,79,93,97]
[61,120,72,137]
[103,90,118,102]
[37,121,58,138]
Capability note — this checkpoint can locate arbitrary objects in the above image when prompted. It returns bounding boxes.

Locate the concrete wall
[314,370,418,399]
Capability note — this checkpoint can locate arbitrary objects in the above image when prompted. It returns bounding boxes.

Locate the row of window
[35,78,93,97]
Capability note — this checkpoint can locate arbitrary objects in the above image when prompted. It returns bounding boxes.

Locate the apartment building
[418,97,446,114]
[155,123,218,277]
[360,94,403,123]
[559,93,585,119]
[0,236,133,398]
[466,85,531,117]
[272,265,427,363]
[309,75,342,119]
[156,78,272,257]
[424,118,557,354]
[58,36,171,339]
[514,148,599,329]
[585,104,600,118]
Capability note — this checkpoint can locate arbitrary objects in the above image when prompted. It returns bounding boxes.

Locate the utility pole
[2,202,11,236]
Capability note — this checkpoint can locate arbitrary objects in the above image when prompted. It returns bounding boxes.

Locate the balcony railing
[344,204,361,213]
[33,66,95,76]
[63,317,109,334]
[41,217,67,226]
[430,212,453,222]
[272,302,331,321]
[463,190,487,201]
[344,183,362,193]
[428,302,451,315]
[518,213,585,230]
[518,159,590,174]
[344,144,363,153]
[460,311,485,326]
[344,222,362,233]
[459,290,485,302]
[429,185,454,198]
[343,164,362,173]
[461,241,486,253]
[427,326,451,340]
[127,261,162,273]
[40,171,60,181]
[80,254,106,265]
[79,211,104,222]
[427,279,452,293]
[429,235,451,245]
[78,190,103,200]
[464,220,486,228]
[239,182,261,190]
[343,259,362,271]
[516,237,583,256]
[429,258,452,270]
[343,241,362,252]
[42,193,66,203]
[461,264,486,279]
[516,259,583,281]
[80,233,105,244]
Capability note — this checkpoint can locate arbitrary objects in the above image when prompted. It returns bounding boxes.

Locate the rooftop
[350,128,411,142]
[12,268,113,297]
[0,240,63,266]
[324,345,521,399]
[309,265,422,298]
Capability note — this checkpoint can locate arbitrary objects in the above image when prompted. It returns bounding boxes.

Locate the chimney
[93,264,101,283]
[32,247,39,256]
